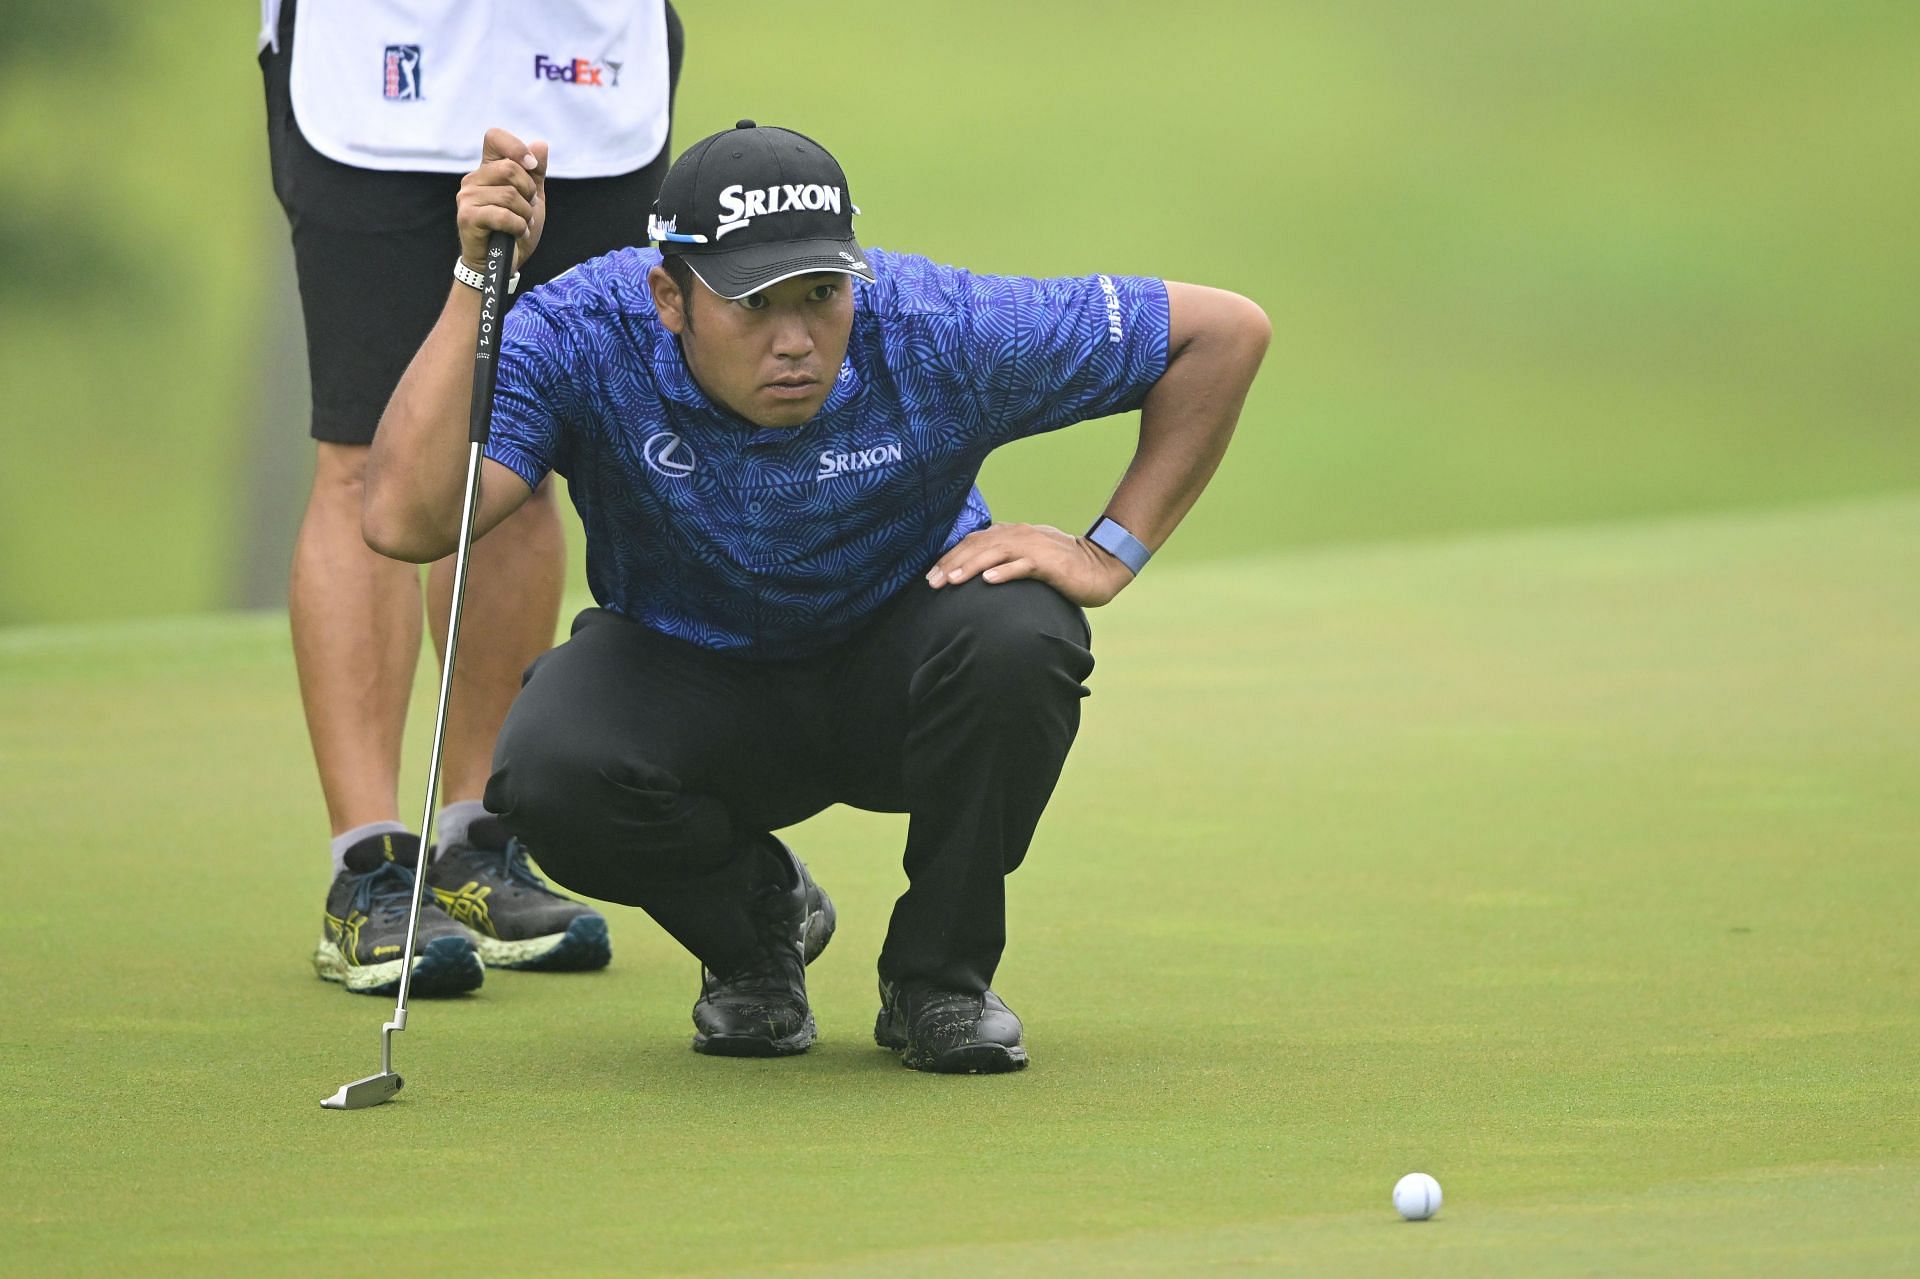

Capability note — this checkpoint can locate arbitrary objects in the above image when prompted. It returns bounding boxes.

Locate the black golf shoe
[314,831,483,997]
[428,816,611,971]
[691,839,836,1058]
[874,980,1029,1074]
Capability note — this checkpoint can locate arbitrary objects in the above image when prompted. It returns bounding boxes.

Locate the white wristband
[454,258,520,295]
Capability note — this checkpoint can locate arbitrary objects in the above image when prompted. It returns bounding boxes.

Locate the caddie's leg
[825,577,1095,993]
[289,442,422,833]
[425,478,565,809]
[484,609,832,973]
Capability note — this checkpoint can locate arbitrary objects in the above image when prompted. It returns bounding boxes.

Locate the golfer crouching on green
[365,121,1269,1072]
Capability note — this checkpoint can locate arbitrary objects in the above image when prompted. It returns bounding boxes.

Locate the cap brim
[679,237,876,300]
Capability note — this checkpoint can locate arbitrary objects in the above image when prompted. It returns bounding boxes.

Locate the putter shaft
[323,231,513,1110]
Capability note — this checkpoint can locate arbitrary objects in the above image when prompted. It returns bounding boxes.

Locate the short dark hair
[663,255,698,333]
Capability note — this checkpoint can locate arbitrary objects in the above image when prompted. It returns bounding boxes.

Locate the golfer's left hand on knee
[926,522,1136,606]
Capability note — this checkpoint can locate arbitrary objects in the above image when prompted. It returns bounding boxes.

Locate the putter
[323,230,516,1111]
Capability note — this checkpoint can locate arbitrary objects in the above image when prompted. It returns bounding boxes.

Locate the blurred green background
[1,0,1914,625]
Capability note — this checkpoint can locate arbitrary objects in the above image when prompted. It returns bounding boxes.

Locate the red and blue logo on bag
[383,45,422,100]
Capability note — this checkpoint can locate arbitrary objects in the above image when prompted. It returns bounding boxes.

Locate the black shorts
[260,0,684,445]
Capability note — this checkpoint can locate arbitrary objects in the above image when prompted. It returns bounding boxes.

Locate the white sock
[434,800,492,857]
[331,820,410,877]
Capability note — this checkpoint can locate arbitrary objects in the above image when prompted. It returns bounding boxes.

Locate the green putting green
[2,495,1915,1275]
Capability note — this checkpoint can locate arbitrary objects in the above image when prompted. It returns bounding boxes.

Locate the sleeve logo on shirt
[534,54,620,87]
[383,46,423,101]
[817,441,903,481]
[1098,275,1125,344]
[643,432,698,478]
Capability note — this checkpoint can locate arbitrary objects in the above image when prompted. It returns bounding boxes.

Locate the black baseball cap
[648,120,875,299]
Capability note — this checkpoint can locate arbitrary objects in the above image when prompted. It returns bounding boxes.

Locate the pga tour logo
[383,45,422,100]
[817,442,902,481]
[534,54,621,86]
[716,183,844,240]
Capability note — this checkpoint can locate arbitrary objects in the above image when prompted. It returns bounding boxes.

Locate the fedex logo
[534,54,621,87]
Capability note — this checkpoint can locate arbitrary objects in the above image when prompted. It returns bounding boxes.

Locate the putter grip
[467,230,516,445]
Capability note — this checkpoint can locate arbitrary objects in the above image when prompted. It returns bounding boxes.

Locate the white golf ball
[1393,1172,1442,1220]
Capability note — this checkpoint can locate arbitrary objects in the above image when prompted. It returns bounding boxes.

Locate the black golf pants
[484,577,1095,993]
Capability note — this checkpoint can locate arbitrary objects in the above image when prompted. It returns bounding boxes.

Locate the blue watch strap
[1086,516,1151,575]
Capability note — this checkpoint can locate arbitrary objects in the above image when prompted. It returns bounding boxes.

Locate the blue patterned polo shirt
[487,246,1169,659]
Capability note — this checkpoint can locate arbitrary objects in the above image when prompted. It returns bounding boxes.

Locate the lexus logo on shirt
[642,432,696,477]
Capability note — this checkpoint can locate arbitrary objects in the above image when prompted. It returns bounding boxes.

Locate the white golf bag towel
[260,0,670,179]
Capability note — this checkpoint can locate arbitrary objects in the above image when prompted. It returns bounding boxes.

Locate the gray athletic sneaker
[427,816,611,971]
[314,831,484,997]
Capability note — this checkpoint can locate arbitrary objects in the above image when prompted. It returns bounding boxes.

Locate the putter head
[321,1071,403,1110]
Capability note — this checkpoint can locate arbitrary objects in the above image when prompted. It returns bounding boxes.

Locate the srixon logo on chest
[816,442,903,481]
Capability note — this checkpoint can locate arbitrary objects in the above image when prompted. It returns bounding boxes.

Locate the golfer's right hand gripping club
[322,229,515,1111]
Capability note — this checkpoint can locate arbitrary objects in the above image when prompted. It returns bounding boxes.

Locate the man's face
[649,266,855,429]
